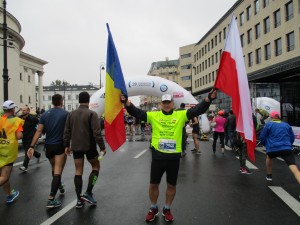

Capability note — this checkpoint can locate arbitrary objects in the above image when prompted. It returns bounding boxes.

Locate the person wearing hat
[120,89,217,222]
[0,100,24,203]
[260,110,300,183]
[212,110,226,155]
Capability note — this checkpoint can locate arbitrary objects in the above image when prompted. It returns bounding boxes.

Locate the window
[215,35,218,46]
[264,17,270,34]
[286,31,294,52]
[48,95,51,101]
[241,34,245,47]
[274,9,281,28]
[43,95,45,101]
[28,75,31,83]
[208,42,210,52]
[219,32,222,43]
[68,105,72,111]
[199,50,201,59]
[205,75,208,84]
[68,95,71,100]
[246,6,252,20]
[181,76,191,81]
[20,73,22,81]
[247,29,252,44]
[223,27,227,39]
[208,58,210,67]
[209,73,211,83]
[275,38,282,56]
[215,52,219,63]
[255,23,260,39]
[28,96,31,103]
[254,0,260,14]
[285,1,293,21]
[205,45,207,54]
[211,39,214,49]
[20,95,23,103]
[256,48,262,64]
[205,60,207,69]
[264,43,271,60]
[212,71,215,81]
[181,65,190,70]
[180,53,191,59]
[212,55,214,65]
[240,12,245,26]
[248,52,253,67]
[263,0,269,8]
[202,47,204,56]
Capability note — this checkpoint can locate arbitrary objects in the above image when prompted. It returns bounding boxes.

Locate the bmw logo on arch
[265,106,270,110]
[160,84,168,92]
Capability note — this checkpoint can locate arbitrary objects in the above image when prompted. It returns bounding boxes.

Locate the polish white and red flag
[214,15,256,162]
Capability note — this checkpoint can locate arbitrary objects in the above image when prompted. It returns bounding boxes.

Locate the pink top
[214,116,226,132]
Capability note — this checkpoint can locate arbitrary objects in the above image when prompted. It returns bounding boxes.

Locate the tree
[50,80,70,86]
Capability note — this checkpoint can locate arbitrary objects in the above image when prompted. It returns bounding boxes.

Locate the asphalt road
[1,134,300,225]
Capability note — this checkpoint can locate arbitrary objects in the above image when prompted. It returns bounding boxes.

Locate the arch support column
[37,71,44,109]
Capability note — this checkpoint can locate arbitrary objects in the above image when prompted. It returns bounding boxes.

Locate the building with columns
[0,6,47,109]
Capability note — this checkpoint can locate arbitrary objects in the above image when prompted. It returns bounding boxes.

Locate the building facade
[0,7,47,108]
[41,85,99,112]
[183,0,299,125]
[142,58,179,111]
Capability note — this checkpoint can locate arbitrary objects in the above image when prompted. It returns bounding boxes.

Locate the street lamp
[100,64,105,89]
[2,0,9,101]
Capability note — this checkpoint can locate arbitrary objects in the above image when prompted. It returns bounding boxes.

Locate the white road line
[18,153,25,157]
[40,199,77,225]
[255,149,284,161]
[235,157,258,169]
[134,149,148,159]
[13,161,23,167]
[119,148,125,152]
[269,186,300,217]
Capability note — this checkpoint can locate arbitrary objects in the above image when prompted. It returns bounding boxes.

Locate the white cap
[161,94,172,102]
[3,100,17,110]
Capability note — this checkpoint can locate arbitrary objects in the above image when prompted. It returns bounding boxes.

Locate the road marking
[18,153,25,157]
[269,186,300,217]
[119,148,125,152]
[235,157,258,169]
[40,199,77,225]
[255,149,284,161]
[13,161,23,167]
[134,149,147,159]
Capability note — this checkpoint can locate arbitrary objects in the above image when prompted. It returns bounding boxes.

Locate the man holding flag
[120,90,216,222]
[214,15,256,162]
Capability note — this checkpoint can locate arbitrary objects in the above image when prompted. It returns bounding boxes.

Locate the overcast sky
[8,0,236,86]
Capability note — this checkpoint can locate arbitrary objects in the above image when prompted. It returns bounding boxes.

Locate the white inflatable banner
[90,75,210,132]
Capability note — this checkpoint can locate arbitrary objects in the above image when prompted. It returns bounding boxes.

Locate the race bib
[158,139,176,152]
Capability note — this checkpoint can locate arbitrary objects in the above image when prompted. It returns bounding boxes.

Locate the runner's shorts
[150,159,180,186]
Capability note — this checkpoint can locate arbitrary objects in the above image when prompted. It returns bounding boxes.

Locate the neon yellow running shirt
[147,110,188,154]
[0,116,24,167]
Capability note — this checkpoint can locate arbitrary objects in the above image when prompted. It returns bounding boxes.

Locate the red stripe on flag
[104,110,126,151]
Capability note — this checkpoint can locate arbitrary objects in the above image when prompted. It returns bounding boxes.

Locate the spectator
[260,111,300,183]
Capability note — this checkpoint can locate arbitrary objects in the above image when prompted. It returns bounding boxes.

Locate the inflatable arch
[90,75,211,133]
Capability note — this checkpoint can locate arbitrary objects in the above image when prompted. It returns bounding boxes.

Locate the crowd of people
[0,89,299,223]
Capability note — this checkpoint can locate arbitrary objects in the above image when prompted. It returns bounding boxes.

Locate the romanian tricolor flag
[104,23,128,151]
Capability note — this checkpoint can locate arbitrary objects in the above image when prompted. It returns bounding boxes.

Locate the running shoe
[59,183,65,195]
[46,199,62,208]
[191,149,197,153]
[81,192,97,205]
[266,174,272,181]
[195,151,201,155]
[240,167,252,175]
[145,206,159,222]
[76,199,84,209]
[19,166,27,172]
[6,189,19,203]
[162,207,174,222]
